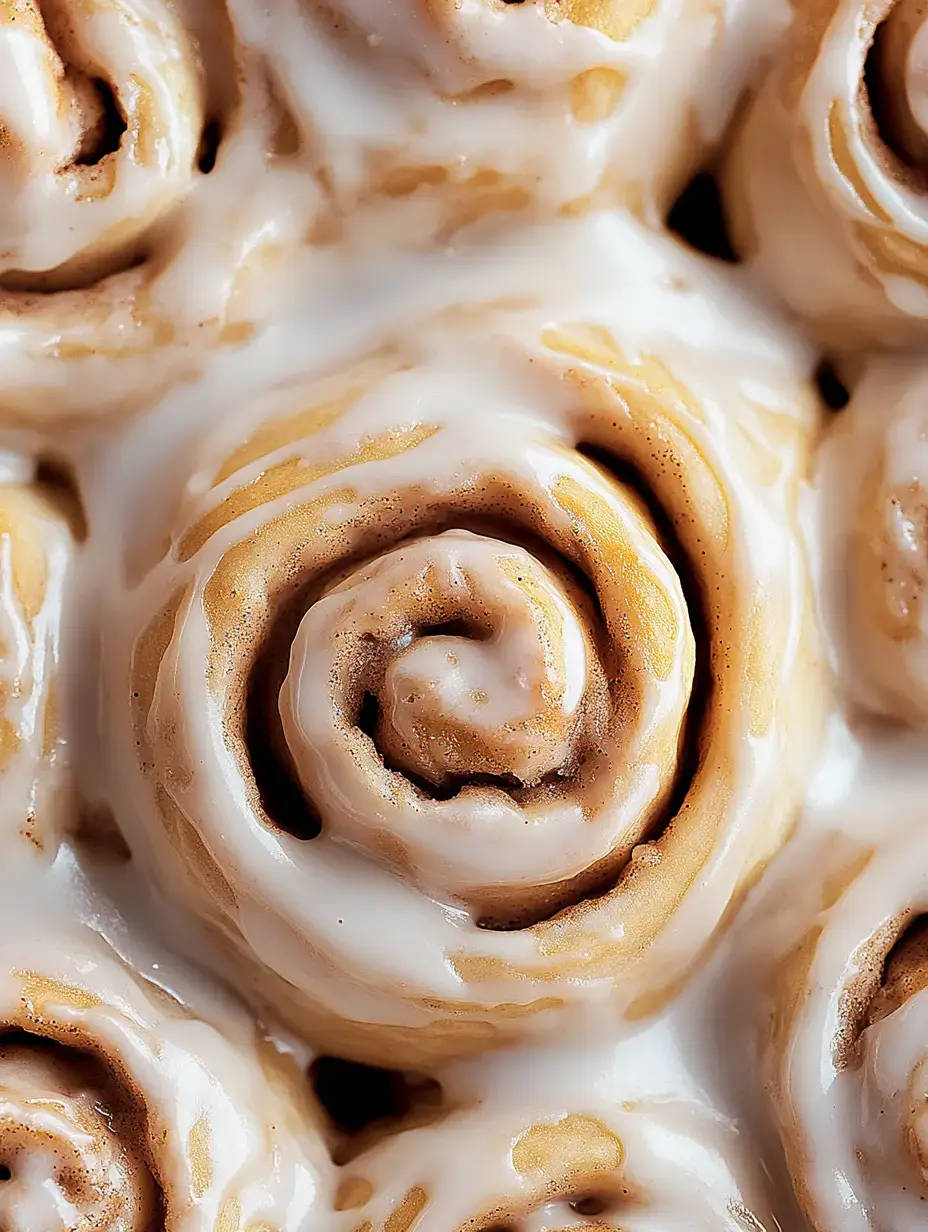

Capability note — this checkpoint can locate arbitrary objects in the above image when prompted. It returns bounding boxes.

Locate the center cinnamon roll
[110,220,822,1067]
[277,506,692,924]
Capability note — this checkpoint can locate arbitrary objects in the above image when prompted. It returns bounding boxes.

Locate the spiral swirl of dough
[772,835,928,1232]
[821,358,928,725]
[259,0,759,244]
[725,0,928,350]
[0,483,72,857]
[326,1092,775,1232]
[0,920,331,1232]
[112,225,821,1067]
[0,0,304,424]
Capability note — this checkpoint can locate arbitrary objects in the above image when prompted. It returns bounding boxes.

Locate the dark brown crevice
[420,617,486,642]
[0,1164,9,1181]
[667,172,738,263]
[71,802,132,863]
[864,8,928,175]
[245,665,322,843]
[35,456,88,543]
[245,580,325,842]
[197,120,222,174]
[814,359,851,412]
[72,77,126,166]
[355,690,381,746]
[309,1056,443,1164]
[571,1195,611,1216]
[0,249,148,296]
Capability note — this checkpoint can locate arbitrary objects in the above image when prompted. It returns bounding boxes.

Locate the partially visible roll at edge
[256,0,783,247]
[0,0,312,426]
[724,0,928,351]
[0,484,73,858]
[819,356,928,726]
[0,919,333,1232]
[772,833,928,1232]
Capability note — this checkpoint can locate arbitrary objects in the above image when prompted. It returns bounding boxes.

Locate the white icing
[0,0,200,273]
[333,1082,775,1232]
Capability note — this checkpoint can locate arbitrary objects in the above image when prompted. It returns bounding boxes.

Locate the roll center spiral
[363,532,592,789]
[266,461,695,915]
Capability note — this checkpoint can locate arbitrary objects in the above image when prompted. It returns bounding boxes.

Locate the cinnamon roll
[327,1094,774,1232]
[772,834,928,1232]
[0,919,331,1232]
[0,482,72,857]
[725,0,928,351]
[0,0,305,425]
[257,0,772,245]
[821,357,928,725]
[111,222,822,1066]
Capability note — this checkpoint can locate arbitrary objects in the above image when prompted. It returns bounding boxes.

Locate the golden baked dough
[725,0,928,350]
[111,223,822,1067]
[268,0,754,244]
[0,0,304,425]
[771,835,928,1232]
[0,919,332,1232]
[0,484,72,856]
